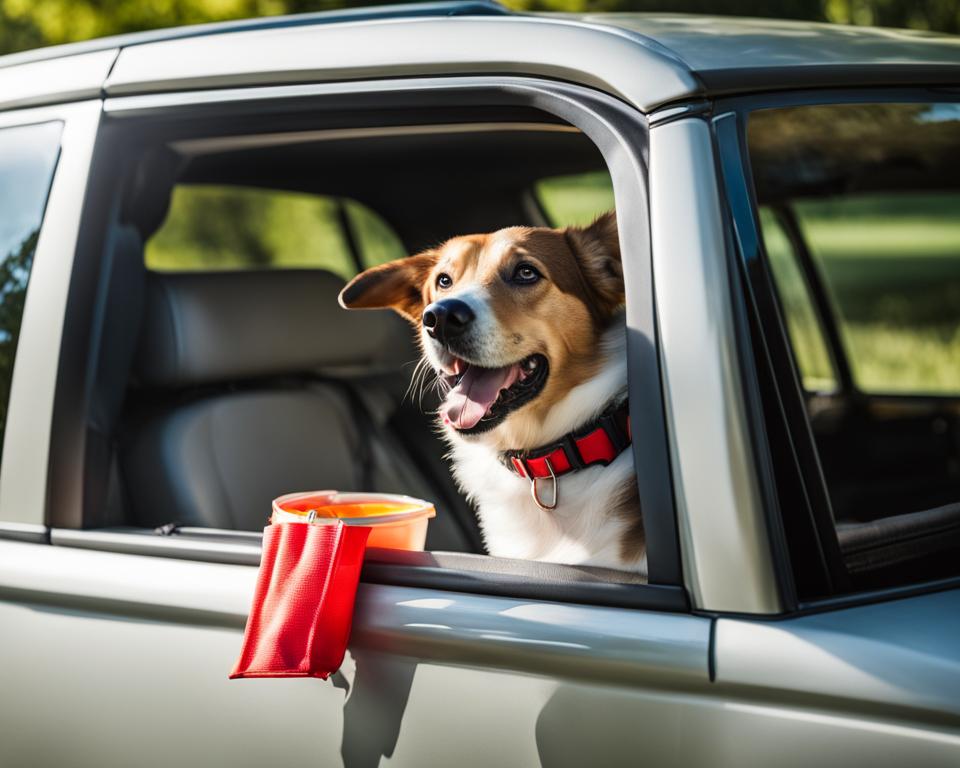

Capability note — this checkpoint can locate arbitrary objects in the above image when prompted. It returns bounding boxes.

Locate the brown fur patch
[339,251,438,322]
[340,212,625,451]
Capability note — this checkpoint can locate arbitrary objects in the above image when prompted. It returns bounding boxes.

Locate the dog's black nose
[423,299,475,341]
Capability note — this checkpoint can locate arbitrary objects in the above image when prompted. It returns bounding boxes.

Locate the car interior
[61,105,665,593]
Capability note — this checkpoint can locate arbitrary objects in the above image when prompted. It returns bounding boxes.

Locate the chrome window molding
[0,536,708,686]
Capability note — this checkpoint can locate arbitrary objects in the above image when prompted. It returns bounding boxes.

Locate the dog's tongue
[442,363,520,430]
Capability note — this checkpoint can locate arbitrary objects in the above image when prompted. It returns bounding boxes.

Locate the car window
[0,121,61,458]
[145,185,406,279]
[758,208,838,392]
[746,100,960,596]
[534,170,614,227]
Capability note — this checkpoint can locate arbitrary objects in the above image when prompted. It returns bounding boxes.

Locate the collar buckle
[529,458,558,511]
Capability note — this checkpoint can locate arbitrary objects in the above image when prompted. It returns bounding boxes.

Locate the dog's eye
[436,273,453,289]
[512,263,541,285]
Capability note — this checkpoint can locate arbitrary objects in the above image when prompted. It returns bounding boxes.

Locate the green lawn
[763,195,960,395]
[146,186,406,279]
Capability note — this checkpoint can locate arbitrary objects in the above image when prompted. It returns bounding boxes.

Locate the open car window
[44,84,684,609]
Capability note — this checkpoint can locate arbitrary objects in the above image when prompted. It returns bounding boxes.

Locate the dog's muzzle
[422,299,474,343]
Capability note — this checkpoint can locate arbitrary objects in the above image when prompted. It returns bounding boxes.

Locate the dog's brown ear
[339,251,437,322]
[567,210,624,312]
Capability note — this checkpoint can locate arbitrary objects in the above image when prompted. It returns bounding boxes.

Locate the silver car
[0,4,959,766]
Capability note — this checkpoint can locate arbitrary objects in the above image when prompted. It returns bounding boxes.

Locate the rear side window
[746,100,960,596]
[0,121,61,452]
[145,185,406,279]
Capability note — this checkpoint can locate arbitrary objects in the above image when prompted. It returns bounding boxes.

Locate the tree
[0,0,957,57]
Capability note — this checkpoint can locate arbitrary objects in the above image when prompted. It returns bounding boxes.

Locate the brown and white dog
[339,212,644,573]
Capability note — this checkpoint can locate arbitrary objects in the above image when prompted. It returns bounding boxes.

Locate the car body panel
[0,538,711,767]
[649,117,780,614]
[102,17,698,112]
[582,13,960,93]
[716,588,960,725]
[0,50,116,112]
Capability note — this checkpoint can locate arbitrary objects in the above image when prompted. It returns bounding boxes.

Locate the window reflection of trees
[0,227,38,437]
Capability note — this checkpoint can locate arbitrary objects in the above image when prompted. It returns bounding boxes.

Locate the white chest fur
[444,318,646,573]
[450,443,641,570]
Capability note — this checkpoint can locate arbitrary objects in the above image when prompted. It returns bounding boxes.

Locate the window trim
[0,101,102,540]
[716,86,960,608]
[40,76,684,607]
[49,526,690,612]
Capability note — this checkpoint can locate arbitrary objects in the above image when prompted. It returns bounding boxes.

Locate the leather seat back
[121,268,467,540]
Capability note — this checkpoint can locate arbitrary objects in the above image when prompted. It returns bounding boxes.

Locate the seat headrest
[135,269,415,388]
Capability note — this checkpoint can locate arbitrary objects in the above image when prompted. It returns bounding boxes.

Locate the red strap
[525,447,572,478]
[575,427,616,466]
[508,403,629,480]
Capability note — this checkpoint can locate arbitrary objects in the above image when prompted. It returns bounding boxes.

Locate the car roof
[2,2,959,114]
[577,13,960,94]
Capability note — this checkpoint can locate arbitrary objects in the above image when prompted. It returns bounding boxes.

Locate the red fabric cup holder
[230,521,371,680]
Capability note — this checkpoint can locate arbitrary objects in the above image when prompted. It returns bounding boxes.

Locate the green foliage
[146,185,406,277]
[0,229,38,438]
[0,0,957,56]
[535,171,614,227]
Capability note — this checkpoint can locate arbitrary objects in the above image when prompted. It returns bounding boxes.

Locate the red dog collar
[501,399,631,508]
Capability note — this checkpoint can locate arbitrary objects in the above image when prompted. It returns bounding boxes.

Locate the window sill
[49,527,688,612]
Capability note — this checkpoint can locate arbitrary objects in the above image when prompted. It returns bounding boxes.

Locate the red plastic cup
[230,491,436,680]
[271,490,436,551]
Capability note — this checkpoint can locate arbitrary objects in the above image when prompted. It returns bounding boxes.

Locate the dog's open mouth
[440,354,549,434]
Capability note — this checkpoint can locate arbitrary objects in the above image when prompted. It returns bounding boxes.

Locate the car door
[701,92,960,766]
[0,51,722,768]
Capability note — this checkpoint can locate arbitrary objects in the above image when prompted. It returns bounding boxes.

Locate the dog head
[339,212,623,449]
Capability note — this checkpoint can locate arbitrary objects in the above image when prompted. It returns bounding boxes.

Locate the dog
[339,211,644,573]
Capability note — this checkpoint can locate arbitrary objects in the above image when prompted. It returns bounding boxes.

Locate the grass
[762,195,960,395]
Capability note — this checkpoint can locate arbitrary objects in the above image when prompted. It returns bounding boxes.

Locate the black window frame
[45,77,687,613]
[714,86,960,612]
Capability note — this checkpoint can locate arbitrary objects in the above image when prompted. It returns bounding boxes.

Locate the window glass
[747,101,960,594]
[0,121,61,454]
[793,194,960,394]
[748,103,960,396]
[758,208,838,392]
[343,198,407,268]
[146,185,405,279]
[534,170,614,227]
